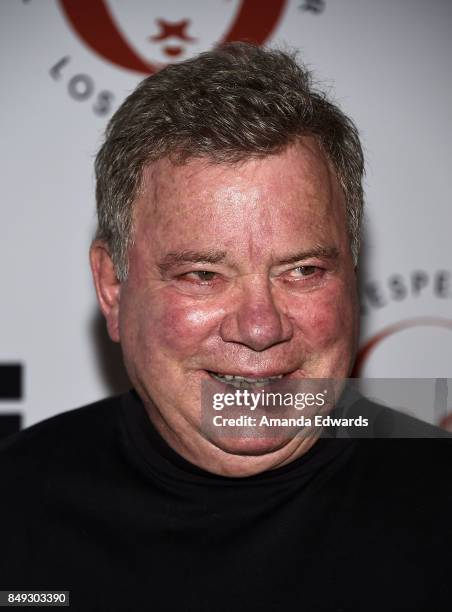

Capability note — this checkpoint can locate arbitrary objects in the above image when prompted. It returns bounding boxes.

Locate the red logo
[59,0,287,75]
[352,317,452,376]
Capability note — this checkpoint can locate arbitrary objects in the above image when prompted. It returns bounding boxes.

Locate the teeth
[210,372,284,387]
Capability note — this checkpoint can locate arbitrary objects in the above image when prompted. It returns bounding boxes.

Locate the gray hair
[95,42,364,280]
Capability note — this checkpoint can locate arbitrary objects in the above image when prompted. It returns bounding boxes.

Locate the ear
[90,241,121,342]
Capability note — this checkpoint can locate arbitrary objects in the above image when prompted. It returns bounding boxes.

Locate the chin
[210,434,292,457]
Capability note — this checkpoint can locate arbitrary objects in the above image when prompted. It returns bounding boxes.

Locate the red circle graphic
[352,317,452,377]
[58,0,288,75]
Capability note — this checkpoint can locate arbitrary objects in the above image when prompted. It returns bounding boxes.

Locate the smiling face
[107,0,242,64]
[91,139,359,476]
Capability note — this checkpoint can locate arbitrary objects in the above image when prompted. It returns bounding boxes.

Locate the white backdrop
[1,0,451,428]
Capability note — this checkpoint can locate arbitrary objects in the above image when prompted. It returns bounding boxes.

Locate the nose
[219,275,293,352]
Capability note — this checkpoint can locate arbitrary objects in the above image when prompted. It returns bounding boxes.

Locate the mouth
[163,45,184,57]
[207,371,290,389]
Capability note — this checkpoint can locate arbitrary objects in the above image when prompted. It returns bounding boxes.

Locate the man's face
[95,139,359,476]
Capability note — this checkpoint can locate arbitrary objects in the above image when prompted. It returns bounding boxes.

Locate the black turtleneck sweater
[0,391,451,611]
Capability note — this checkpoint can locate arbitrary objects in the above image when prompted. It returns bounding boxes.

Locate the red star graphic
[150,19,196,42]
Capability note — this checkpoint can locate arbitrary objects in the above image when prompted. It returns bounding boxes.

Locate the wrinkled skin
[91,139,359,477]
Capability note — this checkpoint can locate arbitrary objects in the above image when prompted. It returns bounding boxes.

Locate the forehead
[132,139,347,258]
[137,139,342,212]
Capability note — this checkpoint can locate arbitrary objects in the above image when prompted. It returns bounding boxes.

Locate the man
[1,43,451,611]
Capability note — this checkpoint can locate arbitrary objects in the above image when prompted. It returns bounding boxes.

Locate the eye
[280,265,325,285]
[193,270,216,281]
[181,270,217,283]
[174,269,224,294]
[292,266,317,277]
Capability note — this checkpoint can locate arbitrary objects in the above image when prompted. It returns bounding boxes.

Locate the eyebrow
[157,246,340,274]
[276,246,340,266]
[157,249,227,274]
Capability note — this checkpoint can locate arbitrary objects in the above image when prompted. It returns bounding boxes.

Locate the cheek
[142,294,224,355]
[290,285,357,350]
